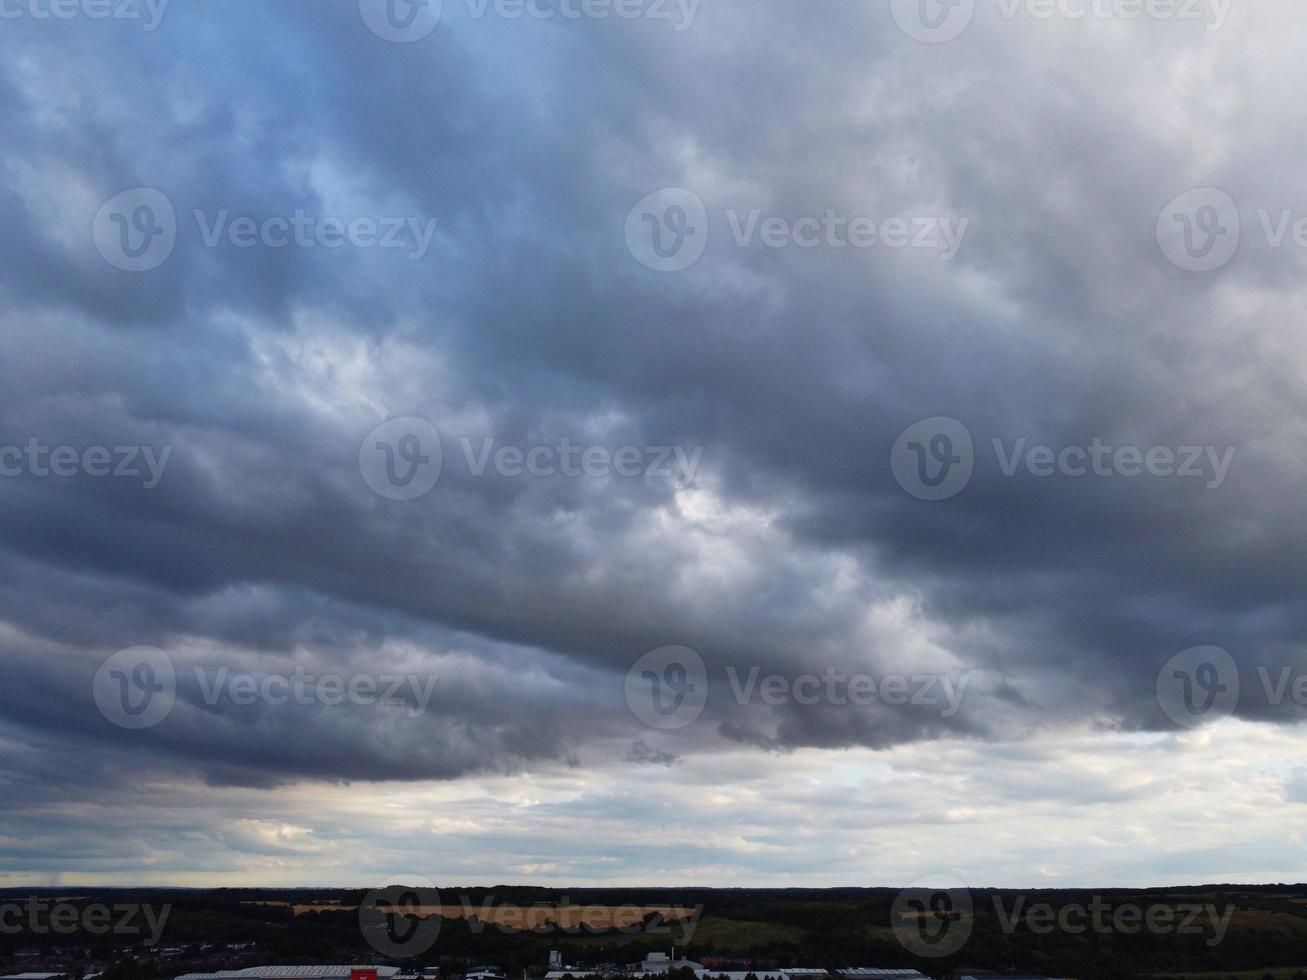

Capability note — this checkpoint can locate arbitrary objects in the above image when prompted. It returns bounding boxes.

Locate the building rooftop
[175,968,402,980]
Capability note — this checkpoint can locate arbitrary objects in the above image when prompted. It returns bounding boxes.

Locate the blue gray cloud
[2,0,1307,885]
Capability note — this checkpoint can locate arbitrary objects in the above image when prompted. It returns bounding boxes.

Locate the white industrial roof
[175,968,402,980]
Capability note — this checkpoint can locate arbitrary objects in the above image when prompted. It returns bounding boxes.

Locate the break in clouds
[2,0,1307,885]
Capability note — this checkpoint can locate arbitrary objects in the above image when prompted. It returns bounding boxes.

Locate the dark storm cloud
[1,0,1306,843]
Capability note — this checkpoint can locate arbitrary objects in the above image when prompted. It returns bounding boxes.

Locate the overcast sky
[2,0,1307,890]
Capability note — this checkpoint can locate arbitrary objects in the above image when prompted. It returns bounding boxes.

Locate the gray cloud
[1,0,1306,884]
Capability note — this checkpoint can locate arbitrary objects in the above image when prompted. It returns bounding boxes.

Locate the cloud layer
[1,0,1306,885]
